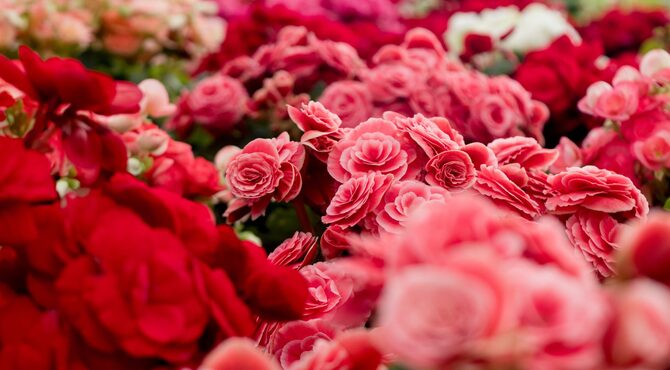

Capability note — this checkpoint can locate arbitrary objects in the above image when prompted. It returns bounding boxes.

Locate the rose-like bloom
[566,210,622,278]
[603,279,670,368]
[310,36,365,77]
[225,133,305,221]
[618,211,670,286]
[469,94,517,138]
[509,263,608,370]
[267,319,337,368]
[0,137,57,246]
[376,181,450,234]
[376,253,511,368]
[474,165,541,219]
[186,74,248,133]
[300,263,354,320]
[391,113,461,157]
[322,172,394,228]
[578,81,639,121]
[327,118,418,183]
[319,81,373,129]
[289,329,383,370]
[425,150,476,191]
[488,137,558,170]
[550,137,582,173]
[632,130,670,171]
[362,63,416,103]
[288,101,343,161]
[200,338,281,370]
[546,166,648,218]
[268,231,318,269]
[320,226,352,259]
[582,127,639,186]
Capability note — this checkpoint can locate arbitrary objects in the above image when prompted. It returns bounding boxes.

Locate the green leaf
[664,198,670,211]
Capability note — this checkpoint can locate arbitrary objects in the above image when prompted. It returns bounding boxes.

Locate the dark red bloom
[461,33,494,61]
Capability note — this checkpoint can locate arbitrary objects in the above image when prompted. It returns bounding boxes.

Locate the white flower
[445,6,519,56]
[500,3,580,54]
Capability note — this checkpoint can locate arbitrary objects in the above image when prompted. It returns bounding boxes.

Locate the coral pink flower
[425,150,477,191]
[322,172,394,228]
[550,137,583,173]
[488,137,558,170]
[565,210,622,277]
[289,329,383,370]
[268,232,318,269]
[474,165,542,219]
[328,118,418,182]
[546,166,648,218]
[319,81,374,129]
[376,181,450,234]
[391,113,461,157]
[288,101,343,161]
[267,319,337,368]
[362,63,416,103]
[578,81,639,121]
[376,252,512,368]
[603,279,670,368]
[201,338,280,370]
[300,263,354,320]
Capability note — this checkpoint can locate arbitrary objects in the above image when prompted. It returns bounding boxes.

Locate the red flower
[0,137,56,246]
[0,46,140,115]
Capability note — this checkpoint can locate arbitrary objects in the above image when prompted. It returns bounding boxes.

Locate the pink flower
[322,172,394,228]
[363,63,417,103]
[268,232,318,269]
[309,36,365,77]
[488,137,558,171]
[391,113,461,157]
[603,279,670,368]
[640,49,670,83]
[582,128,640,186]
[376,253,512,368]
[319,81,373,129]
[565,210,622,277]
[327,118,417,183]
[546,166,648,218]
[470,94,517,138]
[425,150,477,191]
[550,137,583,173]
[186,74,248,133]
[300,263,354,320]
[267,320,337,368]
[320,226,352,259]
[632,130,670,171]
[225,133,305,221]
[214,145,242,174]
[509,263,609,370]
[578,81,639,121]
[376,181,450,234]
[289,329,383,370]
[474,165,542,219]
[288,101,343,161]
[618,211,670,286]
[201,338,280,370]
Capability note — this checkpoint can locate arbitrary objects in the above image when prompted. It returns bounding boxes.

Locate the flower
[376,181,450,234]
[632,130,670,171]
[266,319,337,368]
[225,133,305,221]
[201,338,281,370]
[327,118,417,183]
[474,165,542,219]
[618,211,670,286]
[550,137,582,173]
[322,172,394,228]
[546,166,648,218]
[578,81,639,121]
[488,137,558,170]
[289,329,383,370]
[319,81,374,128]
[565,210,622,277]
[424,150,476,191]
[184,74,248,134]
[268,232,318,268]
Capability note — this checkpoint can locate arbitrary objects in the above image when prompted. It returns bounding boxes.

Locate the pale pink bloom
[138,79,175,118]
[632,130,670,171]
[640,49,670,82]
[267,319,338,368]
[268,232,318,269]
[578,81,639,121]
[322,172,394,228]
[319,81,374,129]
[327,118,418,182]
[488,137,558,170]
[509,263,609,370]
[376,181,450,234]
[214,145,242,174]
[201,338,280,370]
[550,137,583,173]
[603,279,670,368]
[376,252,512,368]
[425,150,477,191]
[546,166,648,219]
